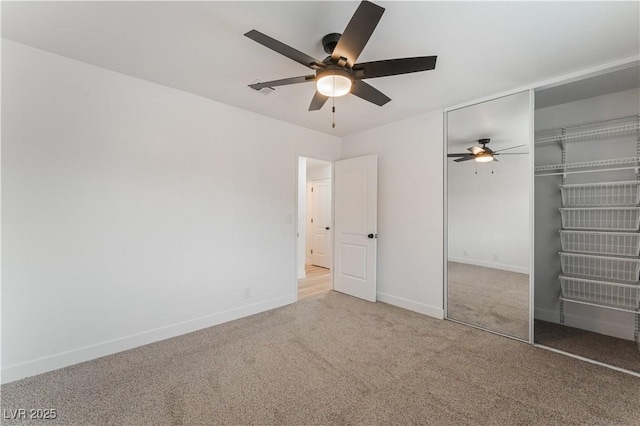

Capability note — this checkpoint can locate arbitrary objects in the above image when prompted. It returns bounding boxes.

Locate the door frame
[294,155,335,301]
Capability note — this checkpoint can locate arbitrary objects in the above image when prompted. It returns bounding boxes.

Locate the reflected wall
[446,91,531,341]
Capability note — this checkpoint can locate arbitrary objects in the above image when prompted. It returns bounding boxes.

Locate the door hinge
[311,187,314,192]
[311,218,313,223]
[311,249,313,254]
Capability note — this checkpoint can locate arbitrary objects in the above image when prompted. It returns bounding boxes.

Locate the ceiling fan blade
[468,146,484,155]
[309,91,329,111]
[454,155,475,162]
[350,80,391,106]
[493,144,527,153]
[447,153,469,157]
[353,56,437,79]
[249,75,316,91]
[331,1,385,67]
[245,30,324,70]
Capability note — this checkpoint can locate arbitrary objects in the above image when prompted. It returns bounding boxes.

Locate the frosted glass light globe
[475,152,494,162]
[316,70,352,97]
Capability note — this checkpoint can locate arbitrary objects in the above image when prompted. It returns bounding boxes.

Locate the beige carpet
[447,262,529,340]
[2,291,639,425]
[535,319,640,374]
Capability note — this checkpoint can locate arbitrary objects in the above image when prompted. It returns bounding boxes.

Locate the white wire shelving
[559,252,640,283]
[535,115,640,177]
[539,116,640,338]
[535,157,640,177]
[558,205,640,316]
[560,276,640,313]
[561,181,640,206]
[560,207,640,232]
[535,120,640,147]
[560,230,640,257]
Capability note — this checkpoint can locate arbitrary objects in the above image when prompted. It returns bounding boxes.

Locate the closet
[534,65,640,373]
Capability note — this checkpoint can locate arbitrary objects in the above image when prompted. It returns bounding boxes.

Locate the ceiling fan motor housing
[322,33,342,55]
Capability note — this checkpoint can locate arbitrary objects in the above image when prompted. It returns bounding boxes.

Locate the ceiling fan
[244,0,437,114]
[448,139,526,163]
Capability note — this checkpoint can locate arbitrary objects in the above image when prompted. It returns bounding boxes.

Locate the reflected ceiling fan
[245,0,438,120]
[448,139,526,163]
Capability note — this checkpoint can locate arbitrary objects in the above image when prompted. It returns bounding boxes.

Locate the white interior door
[311,178,331,269]
[334,155,377,302]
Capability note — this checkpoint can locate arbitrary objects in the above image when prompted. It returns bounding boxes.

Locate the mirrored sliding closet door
[446,91,532,341]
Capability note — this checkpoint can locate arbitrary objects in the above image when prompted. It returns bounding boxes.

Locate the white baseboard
[1,295,296,384]
[535,307,635,341]
[377,292,444,320]
[534,307,558,324]
[448,257,529,275]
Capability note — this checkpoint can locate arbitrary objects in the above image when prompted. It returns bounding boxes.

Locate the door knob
[325,227,330,230]
[368,233,374,239]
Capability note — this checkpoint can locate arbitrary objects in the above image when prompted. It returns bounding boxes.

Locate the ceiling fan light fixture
[316,68,353,97]
[475,152,494,162]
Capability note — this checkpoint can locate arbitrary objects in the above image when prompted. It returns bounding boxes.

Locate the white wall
[307,164,331,181]
[341,111,444,319]
[536,88,640,131]
[297,158,307,279]
[446,91,531,274]
[447,154,530,273]
[1,40,341,383]
[534,88,640,340]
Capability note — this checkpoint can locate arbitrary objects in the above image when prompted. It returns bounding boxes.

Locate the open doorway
[297,157,333,300]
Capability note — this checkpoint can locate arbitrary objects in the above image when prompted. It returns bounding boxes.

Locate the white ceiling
[447,91,530,153]
[2,1,639,136]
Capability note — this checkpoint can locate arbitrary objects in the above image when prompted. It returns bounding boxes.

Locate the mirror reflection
[446,91,531,340]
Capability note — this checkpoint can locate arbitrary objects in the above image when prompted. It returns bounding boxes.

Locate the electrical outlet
[492,254,499,261]
[243,287,252,299]
[463,250,469,257]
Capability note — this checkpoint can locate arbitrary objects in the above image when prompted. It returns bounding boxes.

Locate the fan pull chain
[332,103,336,128]
[491,161,494,174]
[475,162,478,175]
[332,78,336,128]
